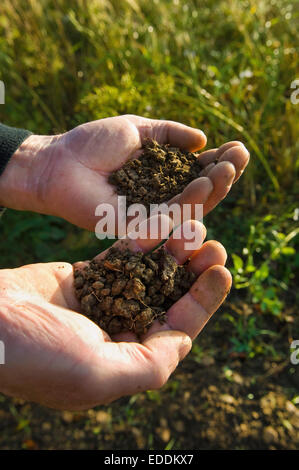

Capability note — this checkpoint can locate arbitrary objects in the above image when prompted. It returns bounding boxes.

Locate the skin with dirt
[73,246,196,337]
[108,140,210,210]
[1,301,298,450]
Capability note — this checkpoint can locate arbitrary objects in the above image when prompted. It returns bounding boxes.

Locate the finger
[214,141,245,160]
[93,214,173,263]
[119,175,212,237]
[166,265,232,340]
[141,265,231,342]
[157,120,207,151]
[197,141,246,168]
[217,143,250,182]
[187,240,227,275]
[197,148,218,166]
[199,162,215,177]
[167,176,213,225]
[202,161,236,216]
[165,220,206,264]
[142,330,192,380]
[126,115,207,151]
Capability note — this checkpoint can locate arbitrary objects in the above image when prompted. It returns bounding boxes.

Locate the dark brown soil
[73,246,196,336]
[108,140,206,210]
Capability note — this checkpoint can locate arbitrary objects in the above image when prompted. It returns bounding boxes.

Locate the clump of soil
[108,140,205,210]
[73,246,196,337]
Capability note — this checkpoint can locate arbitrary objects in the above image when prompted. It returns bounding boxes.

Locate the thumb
[141,330,192,388]
[103,330,191,398]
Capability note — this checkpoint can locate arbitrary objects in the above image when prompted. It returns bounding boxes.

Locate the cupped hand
[0,115,249,231]
[0,216,231,410]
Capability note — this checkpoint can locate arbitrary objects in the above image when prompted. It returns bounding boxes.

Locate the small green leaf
[232,254,243,272]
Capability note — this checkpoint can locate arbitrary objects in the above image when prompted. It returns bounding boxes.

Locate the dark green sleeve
[0,123,33,176]
[0,123,33,216]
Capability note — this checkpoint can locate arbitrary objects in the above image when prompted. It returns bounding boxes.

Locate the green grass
[0,0,298,358]
[0,0,299,451]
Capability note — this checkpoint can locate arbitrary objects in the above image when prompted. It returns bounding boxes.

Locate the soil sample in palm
[108,140,205,210]
[73,246,196,337]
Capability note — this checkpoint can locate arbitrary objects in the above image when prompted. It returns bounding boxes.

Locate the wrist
[0,133,60,213]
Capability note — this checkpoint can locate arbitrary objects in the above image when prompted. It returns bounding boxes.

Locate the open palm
[37,115,249,231]
[0,217,231,410]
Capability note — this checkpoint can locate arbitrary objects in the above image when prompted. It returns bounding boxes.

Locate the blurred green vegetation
[0,0,298,364]
[0,0,299,451]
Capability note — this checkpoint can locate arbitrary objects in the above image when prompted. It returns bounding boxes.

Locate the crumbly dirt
[108,140,206,210]
[73,246,196,336]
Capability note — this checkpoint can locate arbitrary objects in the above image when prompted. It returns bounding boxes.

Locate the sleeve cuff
[0,123,33,177]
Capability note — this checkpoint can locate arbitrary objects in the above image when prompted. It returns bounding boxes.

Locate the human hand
[0,216,231,410]
[0,115,249,231]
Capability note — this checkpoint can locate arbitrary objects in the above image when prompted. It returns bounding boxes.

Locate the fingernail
[179,335,192,360]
